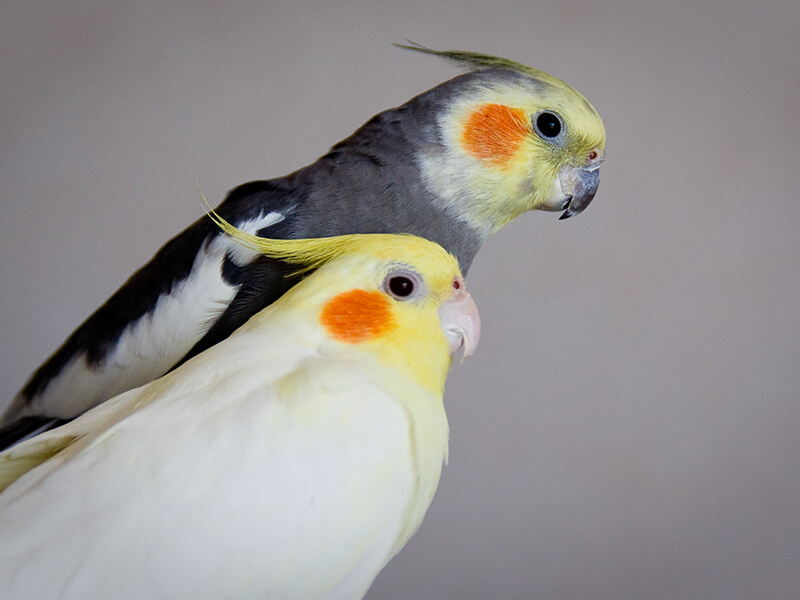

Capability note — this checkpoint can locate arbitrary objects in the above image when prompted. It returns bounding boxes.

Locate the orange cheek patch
[320,289,397,343]
[460,104,530,167]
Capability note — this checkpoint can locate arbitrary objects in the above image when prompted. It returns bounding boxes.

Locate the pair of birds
[0,45,605,599]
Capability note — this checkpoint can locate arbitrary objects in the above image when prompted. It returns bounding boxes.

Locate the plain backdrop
[1,1,798,599]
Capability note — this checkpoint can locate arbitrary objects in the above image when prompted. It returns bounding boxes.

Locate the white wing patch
[24,211,286,420]
[223,211,288,266]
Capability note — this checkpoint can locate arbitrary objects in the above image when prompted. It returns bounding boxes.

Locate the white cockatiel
[0,226,480,600]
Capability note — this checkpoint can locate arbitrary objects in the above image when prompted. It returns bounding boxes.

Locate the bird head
[207,210,481,395]
[402,44,606,236]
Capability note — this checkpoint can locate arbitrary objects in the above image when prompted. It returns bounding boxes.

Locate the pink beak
[438,279,481,362]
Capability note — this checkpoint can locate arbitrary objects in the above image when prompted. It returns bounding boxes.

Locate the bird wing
[1,184,298,439]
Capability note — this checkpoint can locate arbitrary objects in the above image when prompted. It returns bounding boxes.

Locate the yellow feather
[396,42,597,109]
[0,435,77,493]
[201,190,438,274]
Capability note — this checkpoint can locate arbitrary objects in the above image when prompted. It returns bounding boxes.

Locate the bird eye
[534,111,563,139]
[389,276,414,297]
[384,268,423,301]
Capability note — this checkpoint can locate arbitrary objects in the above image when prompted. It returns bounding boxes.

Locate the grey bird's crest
[395,42,570,90]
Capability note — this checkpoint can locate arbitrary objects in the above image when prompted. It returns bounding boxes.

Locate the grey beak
[559,166,600,220]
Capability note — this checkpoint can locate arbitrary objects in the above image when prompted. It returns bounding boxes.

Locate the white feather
[24,211,286,420]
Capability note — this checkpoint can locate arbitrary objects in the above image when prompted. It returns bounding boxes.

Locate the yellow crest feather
[201,191,419,273]
[396,42,585,97]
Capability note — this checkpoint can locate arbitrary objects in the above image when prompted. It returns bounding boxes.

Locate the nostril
[587,148,601,163]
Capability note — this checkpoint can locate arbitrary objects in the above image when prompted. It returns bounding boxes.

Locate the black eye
[388,275,415,298]
[384,268,423,300]
[535,111,562,138]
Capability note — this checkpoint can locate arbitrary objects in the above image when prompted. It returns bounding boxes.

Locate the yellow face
[308,238,466,395]
[421,73,606,235]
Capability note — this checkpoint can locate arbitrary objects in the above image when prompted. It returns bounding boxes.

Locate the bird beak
[438,283,481,363]
[557,162,601,220]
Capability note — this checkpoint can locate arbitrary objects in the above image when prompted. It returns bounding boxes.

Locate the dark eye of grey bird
[388,276,415,298]
[535,112,562,138]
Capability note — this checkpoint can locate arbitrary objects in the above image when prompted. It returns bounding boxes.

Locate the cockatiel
[0,229,480,600]
[1,44,605,446]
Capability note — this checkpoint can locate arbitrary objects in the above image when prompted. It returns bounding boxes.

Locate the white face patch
[545,175,570,212]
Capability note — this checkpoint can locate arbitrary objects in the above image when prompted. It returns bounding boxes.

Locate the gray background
[1,1,798,598]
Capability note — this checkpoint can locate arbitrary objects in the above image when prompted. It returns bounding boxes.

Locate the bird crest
[395,42,579,93]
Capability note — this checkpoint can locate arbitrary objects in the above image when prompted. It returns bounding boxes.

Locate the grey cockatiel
[1,44,605,447]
